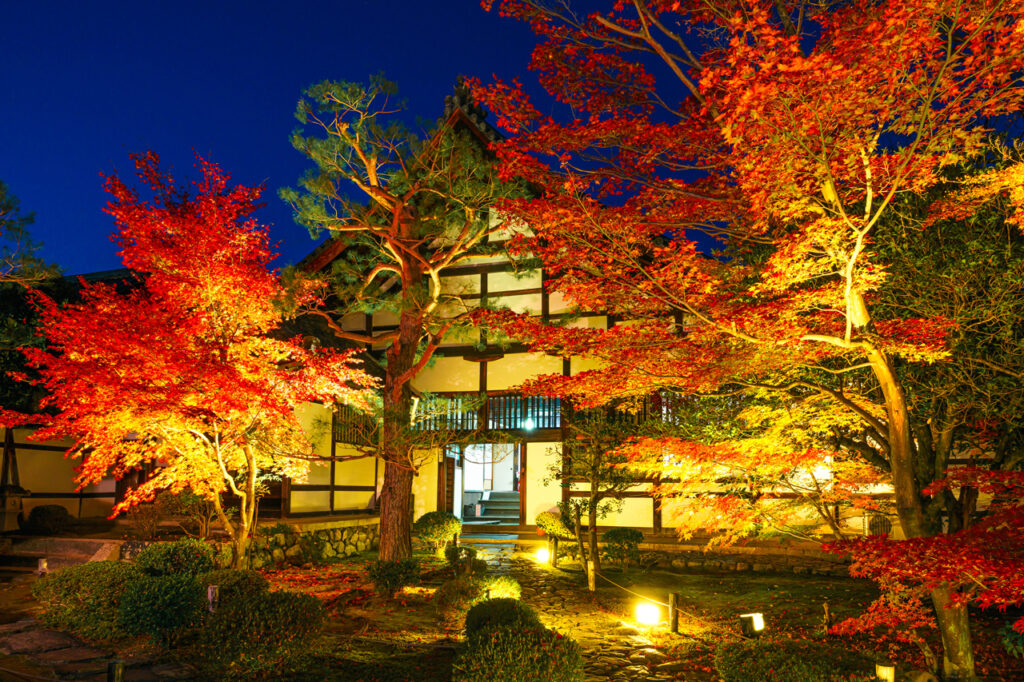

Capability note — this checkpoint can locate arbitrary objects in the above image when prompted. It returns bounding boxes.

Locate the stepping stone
[151,662,198,679]
[0,629,80,654]
[0,618,37,634]
[54,660,112,678]
[32,645,109,665]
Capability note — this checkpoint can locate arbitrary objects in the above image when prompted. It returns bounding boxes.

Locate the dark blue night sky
[2,1,537,275]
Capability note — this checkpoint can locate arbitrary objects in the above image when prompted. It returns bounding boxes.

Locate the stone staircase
[0,537,118,582]
[468,490,520,525]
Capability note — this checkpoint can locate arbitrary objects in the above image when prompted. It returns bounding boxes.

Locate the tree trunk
[931,585,975,679]
[379,460,414,560]
[588,494,601,578]
[868,349,976,678]
[377,298,420,561]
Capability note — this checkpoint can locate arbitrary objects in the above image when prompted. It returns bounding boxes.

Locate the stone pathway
[0,619,195,681]
[473,542,708,682]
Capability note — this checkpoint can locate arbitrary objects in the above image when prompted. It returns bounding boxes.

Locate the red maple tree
[18,153,375,567]
[476,0,1024,676]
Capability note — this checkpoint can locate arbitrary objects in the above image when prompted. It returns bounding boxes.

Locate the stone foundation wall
[245,517,380,568]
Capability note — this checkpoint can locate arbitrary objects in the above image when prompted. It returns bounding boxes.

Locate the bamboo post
[669,593,680,634]
[586,559,596,592]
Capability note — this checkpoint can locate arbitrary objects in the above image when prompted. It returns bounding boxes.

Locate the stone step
[485,492,521,500]
[481,501,520,510]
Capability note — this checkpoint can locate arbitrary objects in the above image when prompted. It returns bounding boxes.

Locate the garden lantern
[739,612,765,637]
[535,546,550,563]
[875,662,896,681]
[635,601,660,626]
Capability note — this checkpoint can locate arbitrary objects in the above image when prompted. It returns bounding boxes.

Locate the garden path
[473,542,720,682]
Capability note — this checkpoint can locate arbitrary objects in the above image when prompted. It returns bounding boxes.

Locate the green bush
[602,527,644,568]
[464,597,541,638]
[368,558,420,597]
[453,624,583,682]
[435,576,522,622]
[1001,621,1024,659]
[413,511,461,555]
[535,511,574,540]
[715,639,875,681]
[199,589,325,671]
[118,575,205,646]
[134,537,216,577]
[197,569,269,603]
[26,504,72,534]
[32,561,143,640]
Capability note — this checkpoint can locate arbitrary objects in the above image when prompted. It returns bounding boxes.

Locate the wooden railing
[332,391,684,443]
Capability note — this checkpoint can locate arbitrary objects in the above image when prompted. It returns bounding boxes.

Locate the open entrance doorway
[457,443,522,525]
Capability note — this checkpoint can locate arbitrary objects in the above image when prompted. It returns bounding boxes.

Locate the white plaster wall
[414,356,481,392]
[524,441,562,523]
[487,353,563,391]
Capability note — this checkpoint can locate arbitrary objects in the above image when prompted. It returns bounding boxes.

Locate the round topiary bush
[199,589,325,672]
[453,623,583,682]
[134,538,216,577]
[601,527,644,568]
[413,511,462,556]
[32,561,143,640]
[535,511,574,540]
[197,569,269,604]
[715,639,875,681]
[25,504,73,534]
[117,575,206,646]
[464,597,541,638]
[435,575,523,622]
[368,558,420,597]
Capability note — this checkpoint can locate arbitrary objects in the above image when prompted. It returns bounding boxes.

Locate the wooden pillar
[669,593,680,634]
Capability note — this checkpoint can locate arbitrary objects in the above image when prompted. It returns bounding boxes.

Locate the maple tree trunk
[869,349,975,678]
[588,493,602,578]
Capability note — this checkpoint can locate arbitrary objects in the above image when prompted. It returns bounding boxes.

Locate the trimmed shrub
[25,504,72,534]
[715,639,875,681]
[435,576,522,622]
[368,558,420,597]
[464,597,541,638]
[413,511,461,555]
[118,575,205,646]
[32,561,143,640]
[199,589,325,671]
[134,538,216,577]
[197,569,269,603]
[535,511,574,540]
[453,624,583,682]
[601,527,644,568]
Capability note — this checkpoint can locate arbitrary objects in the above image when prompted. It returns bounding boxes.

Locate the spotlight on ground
[635,601,661,626]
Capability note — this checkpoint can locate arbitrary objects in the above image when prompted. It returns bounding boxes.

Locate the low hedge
[32,561,143,640]
[453,623,583,682]
[715,639,876,681]
[463,597,540,638]
[197,569,269,604]
[118,575,206,646]
[134,538,216,577]
[199,589,325,671]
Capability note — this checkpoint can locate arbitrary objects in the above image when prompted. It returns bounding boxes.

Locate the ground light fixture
[874,662,896,681]
[739,612,765,637]
[535,546,550,563]
[635,600,661,626]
